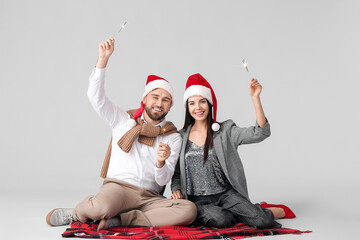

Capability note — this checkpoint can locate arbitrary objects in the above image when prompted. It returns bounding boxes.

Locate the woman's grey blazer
[171,119,271,200]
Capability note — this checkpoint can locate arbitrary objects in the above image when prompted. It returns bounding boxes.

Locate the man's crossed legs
[47,178,197,229]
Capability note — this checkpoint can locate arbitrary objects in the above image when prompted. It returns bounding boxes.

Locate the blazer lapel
[214,133,230,181]
[180,127,191,198]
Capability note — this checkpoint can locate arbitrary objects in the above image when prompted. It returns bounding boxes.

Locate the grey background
[1,0,359,239]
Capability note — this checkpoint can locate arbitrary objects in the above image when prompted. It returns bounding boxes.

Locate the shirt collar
[141,114,166,127]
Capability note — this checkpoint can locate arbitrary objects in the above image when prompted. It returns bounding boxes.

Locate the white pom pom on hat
[184,73,220,131]
[127,118,137,128]
[212,122,220,131]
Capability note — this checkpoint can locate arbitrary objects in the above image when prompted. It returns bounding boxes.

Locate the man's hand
[156,142,171,168]
[170,190,184,199]
[95,38,115,69]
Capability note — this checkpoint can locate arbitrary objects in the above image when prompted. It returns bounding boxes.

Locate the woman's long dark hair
[183,99,214,163]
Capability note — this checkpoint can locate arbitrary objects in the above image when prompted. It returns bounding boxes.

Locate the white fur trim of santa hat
[142,79,174,105]
[183,85,213,106]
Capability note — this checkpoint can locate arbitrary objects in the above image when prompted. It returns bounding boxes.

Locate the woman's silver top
[185,140,231,196]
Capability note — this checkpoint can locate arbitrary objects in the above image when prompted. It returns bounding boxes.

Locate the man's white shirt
[87,68,181,194]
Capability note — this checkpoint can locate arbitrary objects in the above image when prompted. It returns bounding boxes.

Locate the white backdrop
[1,1,359,239]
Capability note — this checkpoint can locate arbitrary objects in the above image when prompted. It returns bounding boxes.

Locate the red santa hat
[128,75,174,128]
[183,73,220,131]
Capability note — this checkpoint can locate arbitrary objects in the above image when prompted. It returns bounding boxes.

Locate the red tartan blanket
[62,221,311,239]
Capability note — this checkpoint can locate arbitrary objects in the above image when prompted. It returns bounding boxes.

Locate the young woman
[170,73,295,228]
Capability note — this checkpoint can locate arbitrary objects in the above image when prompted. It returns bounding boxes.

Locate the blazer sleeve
[228,119,271,145]
[171,159,181,193]
[170,129,184,193]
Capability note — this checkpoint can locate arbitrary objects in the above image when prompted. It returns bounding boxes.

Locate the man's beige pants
[72,178,197,226]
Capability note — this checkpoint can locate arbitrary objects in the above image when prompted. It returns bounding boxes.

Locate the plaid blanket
[62,221,311,239]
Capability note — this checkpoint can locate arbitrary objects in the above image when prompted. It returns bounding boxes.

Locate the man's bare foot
[97,219,107,232]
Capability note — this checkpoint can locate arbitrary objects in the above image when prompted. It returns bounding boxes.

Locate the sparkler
[241,59,252,79]
[118,21,127,33]
[162,127,168,145]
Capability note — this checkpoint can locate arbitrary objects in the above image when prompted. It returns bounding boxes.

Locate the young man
[46,38,196,231]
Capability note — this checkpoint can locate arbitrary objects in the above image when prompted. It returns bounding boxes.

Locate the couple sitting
[46,38,295,232]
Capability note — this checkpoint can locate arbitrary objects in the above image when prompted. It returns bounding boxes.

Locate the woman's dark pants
[188,189,281,229]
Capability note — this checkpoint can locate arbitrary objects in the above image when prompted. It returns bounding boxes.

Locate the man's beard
[144,105,168,121]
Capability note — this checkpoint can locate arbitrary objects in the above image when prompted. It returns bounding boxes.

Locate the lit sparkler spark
[242,59,249,73]
[242,58,253,79]
[118,21,127,33]
[162,128,168,145]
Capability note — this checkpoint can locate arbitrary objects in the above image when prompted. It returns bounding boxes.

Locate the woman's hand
[249,78,262,98]
[96,38,115,68]
[170,190,184,199]
[248,78,266,127]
